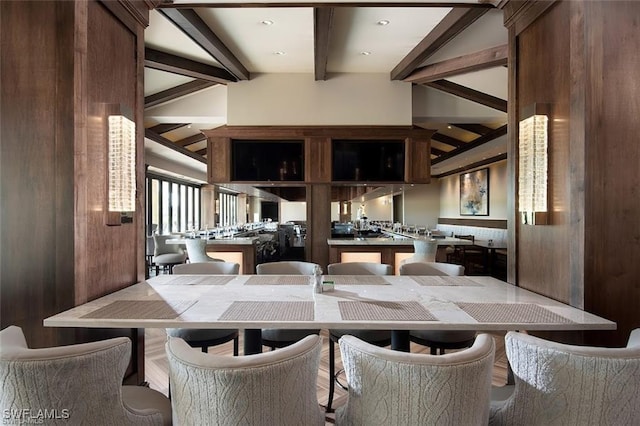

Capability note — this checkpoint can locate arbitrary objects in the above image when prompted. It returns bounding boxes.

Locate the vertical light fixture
[518,104,550,225]
[106,105,135,225]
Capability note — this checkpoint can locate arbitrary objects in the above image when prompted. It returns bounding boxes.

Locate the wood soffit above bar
[202,125,435,139]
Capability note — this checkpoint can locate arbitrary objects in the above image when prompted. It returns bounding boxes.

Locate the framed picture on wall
[460,168,489,216]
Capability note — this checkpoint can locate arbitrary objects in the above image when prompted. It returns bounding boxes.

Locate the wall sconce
[518,103,550,225]
[106,105,135,225]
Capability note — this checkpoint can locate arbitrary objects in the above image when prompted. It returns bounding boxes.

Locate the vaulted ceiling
[144,0,508,195]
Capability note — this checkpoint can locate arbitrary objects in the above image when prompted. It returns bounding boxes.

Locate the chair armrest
[627,329,640,348]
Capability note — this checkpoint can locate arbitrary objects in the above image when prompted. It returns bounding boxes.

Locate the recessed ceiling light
[360,51,371,56]
[447,125,452,129]
[274,51,286,55]
[261,20,274,25]
[377,20,390,26]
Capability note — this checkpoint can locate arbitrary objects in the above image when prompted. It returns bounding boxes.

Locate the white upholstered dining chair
[0,326,171,425]
[255,261,321,349]
[489,329,640,426]
[335,333,495,426]
[184,238,224,263]
[166,334,324,426]
[152,234,187,274]
[399,261,476,355]
[325,261,393,412]
[173,261,239,275]
[167,261,240,355]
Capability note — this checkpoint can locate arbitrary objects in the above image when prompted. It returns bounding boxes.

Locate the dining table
[44,274,616,355]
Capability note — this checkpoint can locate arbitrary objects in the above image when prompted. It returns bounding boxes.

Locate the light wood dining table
[44,274,615,355]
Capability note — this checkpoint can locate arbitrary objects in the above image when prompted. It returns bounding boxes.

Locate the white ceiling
[144,1,508,198]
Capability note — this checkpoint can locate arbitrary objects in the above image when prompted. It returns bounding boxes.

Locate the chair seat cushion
[153,253,187,265]
[410,330,476,343]
[121,385,172,426]
[166,328,237,342]
[330,329,391,344]
[261,329,320,343]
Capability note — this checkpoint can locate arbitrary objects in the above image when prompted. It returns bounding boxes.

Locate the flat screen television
[232,140,304,181]
[332,140,405,182]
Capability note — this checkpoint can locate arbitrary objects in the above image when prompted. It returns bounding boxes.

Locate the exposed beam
[453,123,495,135]
[148,123,188,134]
[431,147,448,156]
[195,148,207,156]
[145,129,207,164]
[432,124,507,165]
[145,48,237,83]
[433,153,507,178]
[404,44,508,84]
[425,80,508,112]
[145,79,217,109]
[157,8,250,80]
[431,132,466,148]
[175,133,207,147]
[314,7,334,81]
[157,3,494,9]
[390,8,489,80]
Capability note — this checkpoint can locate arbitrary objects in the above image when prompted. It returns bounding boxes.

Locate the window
[218,192,237,227]
[146,173,201,235]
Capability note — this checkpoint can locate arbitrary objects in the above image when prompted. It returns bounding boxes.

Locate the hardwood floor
[145,328,509,423]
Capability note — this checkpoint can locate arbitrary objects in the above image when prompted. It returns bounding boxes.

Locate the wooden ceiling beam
[157,3,495,9]
[432,124,507,165]
[431,132,466,148]
[145,48,237,83]
[453,123,495,135]
[145,79,217,109]
[157,8,249,80]
[314,7,334,81]
[175,133,207,147]
[404,44,507,84]
[431,147,448,156]
[195,148,208,156]
[145,129,207,164]
[147,123,189,134]
[432,153,507,178]
[425,80,508,112]
[390,8,489,81]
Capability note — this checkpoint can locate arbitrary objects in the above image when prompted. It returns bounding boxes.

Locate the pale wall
[439,160,507,219]
[402,183,441,228]
[228,73,412,125]
[280,201,307,223]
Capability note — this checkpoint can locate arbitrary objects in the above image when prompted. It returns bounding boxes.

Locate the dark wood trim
[452,123,494,136]
[145,128,207,163]
[175,133,207,147]
[424,80,508,112]
[99,0,150,32]
[431,147,448,156]
[433,153,507,178]
[156,8,249,80]
[196,148,207,155]
[404,44,508,84]
[431,132,466,148]
[203,125,434,139]
[432,124,507,164]
[500,0,558,36]
[144,79,217,109]
[147,123,188,134]
[144,47,237,83]
[438,217,508,229]
[390,8,489,80]
[157,2,495,9]
[314,7,334,81]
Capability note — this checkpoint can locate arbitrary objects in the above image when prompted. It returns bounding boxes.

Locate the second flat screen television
[332,140,405,182]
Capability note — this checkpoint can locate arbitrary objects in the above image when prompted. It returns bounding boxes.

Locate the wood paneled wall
[503,0,640,346]
[1,0,149,370]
